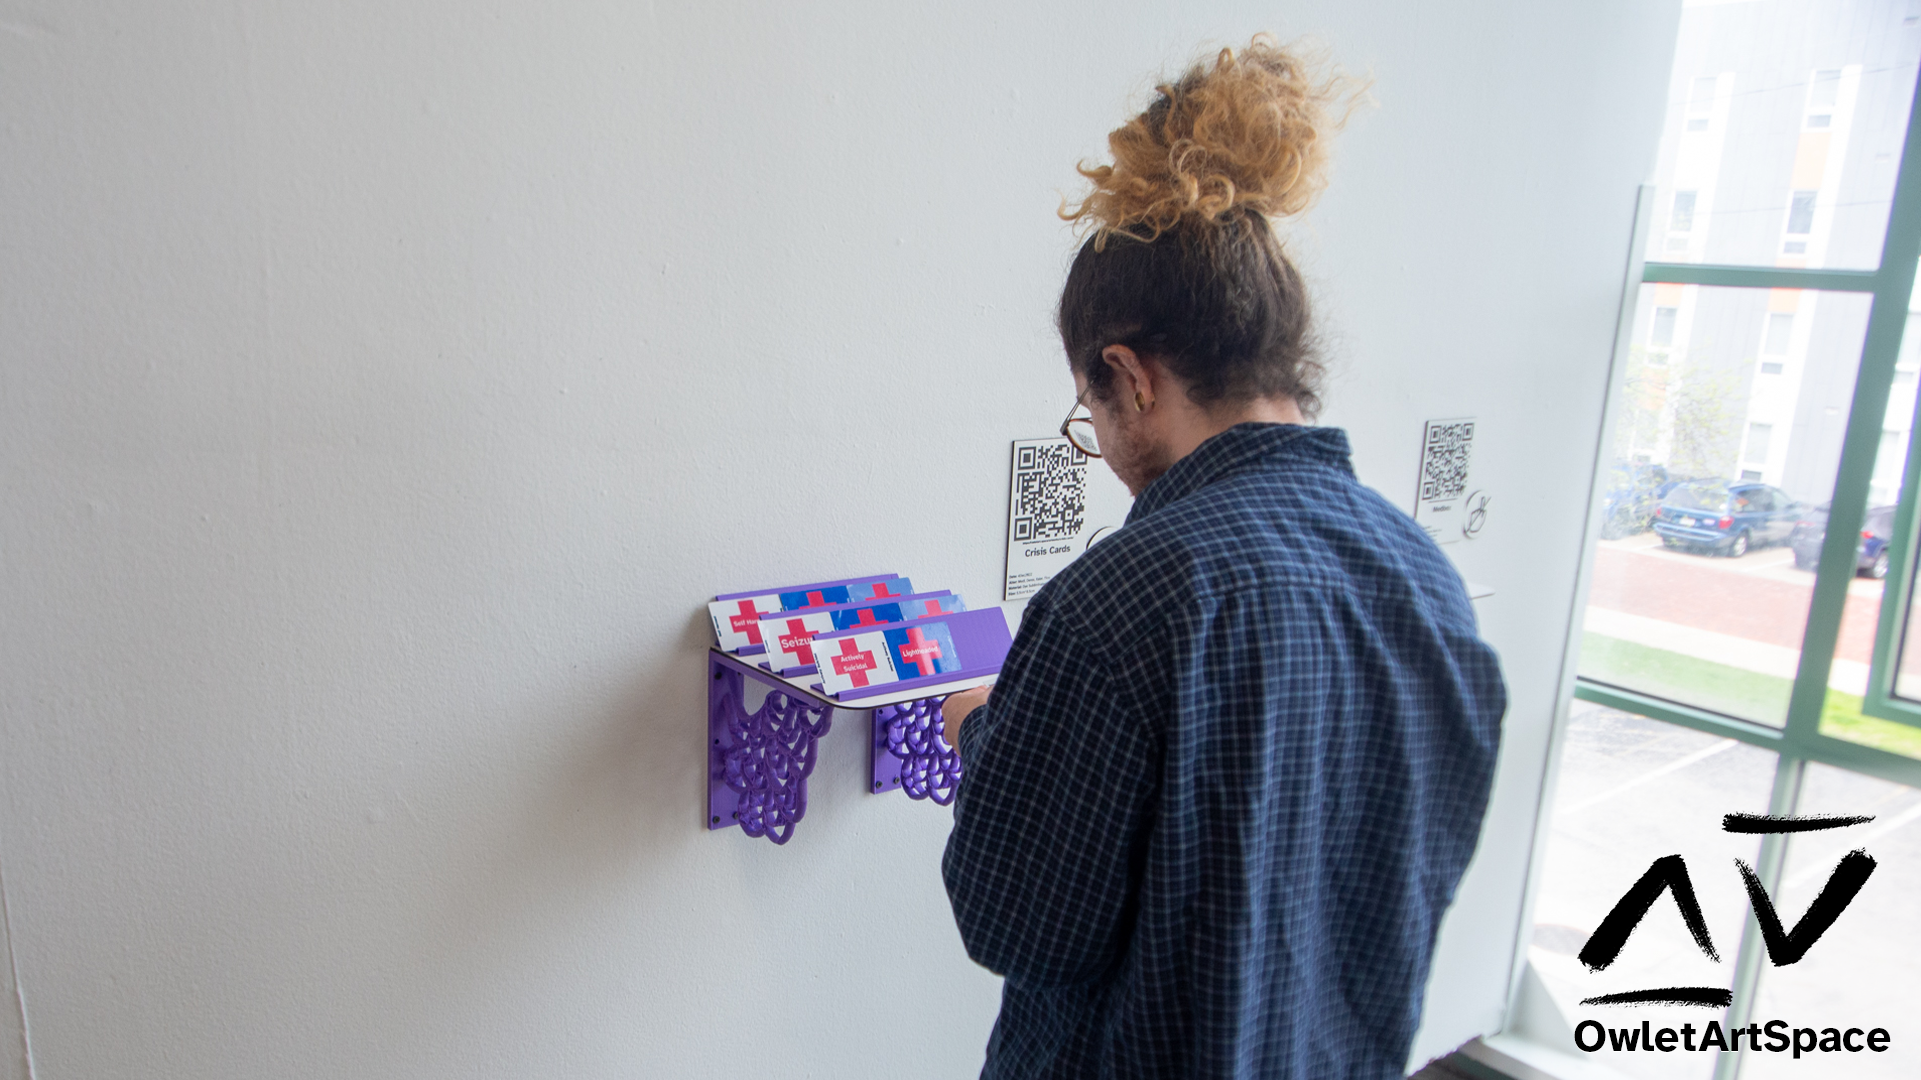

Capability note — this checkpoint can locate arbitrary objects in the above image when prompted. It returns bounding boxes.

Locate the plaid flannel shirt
[943,424,1506,1079]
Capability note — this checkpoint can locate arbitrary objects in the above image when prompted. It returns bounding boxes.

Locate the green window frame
[1575,70,1921,787]
[1863,408,1921,728]
[1546,71,1921,1080]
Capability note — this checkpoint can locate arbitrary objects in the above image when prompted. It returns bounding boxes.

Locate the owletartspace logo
[1570,811,1893,1061]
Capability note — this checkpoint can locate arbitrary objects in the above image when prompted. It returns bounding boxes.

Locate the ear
[1100,345,1156,407]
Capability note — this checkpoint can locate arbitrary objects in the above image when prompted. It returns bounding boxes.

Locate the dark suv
[1788,503,1896,578]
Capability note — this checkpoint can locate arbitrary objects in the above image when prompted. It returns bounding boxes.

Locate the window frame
[1762,310,1793,355]
[1670,190,1698,234]
[1741,422,1772,467]
[1861,412,1921,727]
[1784,189,1819,237]
[1649,303,1679,348]
[1506,66,1921,1080]
[1574,87,1921,784]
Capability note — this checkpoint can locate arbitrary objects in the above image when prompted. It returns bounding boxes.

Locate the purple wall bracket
[708,650,834,845]
[870,698,963,804]
[708,647,978,844]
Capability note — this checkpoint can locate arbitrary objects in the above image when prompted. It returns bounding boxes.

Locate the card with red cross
[815,620,968,696]
[756,592,962,673]
[757,610,838,672]
[707,574,907,652]
[814,608,1011,699]
[814,631,903,695]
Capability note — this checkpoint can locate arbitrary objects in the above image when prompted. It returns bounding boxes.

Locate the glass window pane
[1743,764,1921,1079]
[1893,577,1921,703]
[1672,191,1699,233]
[1785,191,1817,237]
[1654,306,1680,347]
[1808,68,1842,111]
[1690,75,1719,113]
[1763,313,1794,355]
[1820,276,1921,762]
[1529,702,1776,1079]
[1646,6,1920,270]
[1584,286,1871,725]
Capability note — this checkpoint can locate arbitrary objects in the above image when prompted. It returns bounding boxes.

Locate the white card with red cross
[758,610,839,672]
[709,594,785,652]
[814,631,901,695]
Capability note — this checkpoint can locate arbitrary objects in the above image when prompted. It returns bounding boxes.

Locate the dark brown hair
[1057,37,1363,418]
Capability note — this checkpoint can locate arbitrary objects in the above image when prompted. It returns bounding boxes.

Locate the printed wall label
[1414,417,1477,544]
[1003,437,1132,601]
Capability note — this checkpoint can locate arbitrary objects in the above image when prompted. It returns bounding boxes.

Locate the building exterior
[1623,0,1921,509]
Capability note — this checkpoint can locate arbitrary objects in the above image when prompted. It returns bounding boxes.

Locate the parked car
[1599,463,1683,539]
[1652,480,1805,557]
[1788,503,1896,578]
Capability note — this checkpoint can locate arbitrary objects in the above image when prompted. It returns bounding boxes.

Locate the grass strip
[1577,633,1921,760]
[1578,633,1790,723]
[1821,688,1921,760]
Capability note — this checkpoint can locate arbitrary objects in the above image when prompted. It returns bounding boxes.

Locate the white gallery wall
[0,2,1677,1077]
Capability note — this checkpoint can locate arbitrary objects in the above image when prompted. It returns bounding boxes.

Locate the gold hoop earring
[1135,391,1147,412]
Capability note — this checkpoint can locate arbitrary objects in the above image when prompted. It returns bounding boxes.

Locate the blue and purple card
[813,621,964,696]
[708,574,910,652]
[756,591,960,673]
[883,622,962,681]
[888,593,967,621]
[813,608,1010,697]
[828,591,963,630]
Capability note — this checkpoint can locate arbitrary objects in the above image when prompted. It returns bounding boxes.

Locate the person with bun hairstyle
[938,38,1506,1079]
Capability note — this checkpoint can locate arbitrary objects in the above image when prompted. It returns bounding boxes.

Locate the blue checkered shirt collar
[1128,423,1355,525]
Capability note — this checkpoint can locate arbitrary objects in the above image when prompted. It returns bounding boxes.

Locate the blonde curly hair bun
[1065,36,1364,247]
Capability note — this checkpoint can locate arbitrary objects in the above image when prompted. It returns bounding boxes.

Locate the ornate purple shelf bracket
[871,696,963,805]
[708,652,833,845]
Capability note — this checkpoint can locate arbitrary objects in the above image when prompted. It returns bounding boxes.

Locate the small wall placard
[1003,437,1132,601]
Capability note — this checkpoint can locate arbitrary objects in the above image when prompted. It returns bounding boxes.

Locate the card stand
[708,647,984,844]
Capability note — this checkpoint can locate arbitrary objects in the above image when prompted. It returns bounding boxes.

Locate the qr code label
[1420,421,1475,502]
[1012,443,1087,542]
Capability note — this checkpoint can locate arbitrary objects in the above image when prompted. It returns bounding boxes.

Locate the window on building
[1687,75,1716,132]
[1689,75,1717,111]
[1670,190,1696,233]
[1786,190,1818,236]
[1743,422,1773,465]
[1763,312,1794,354]
[1806,68,1839,129]
[1650,306,1678,347]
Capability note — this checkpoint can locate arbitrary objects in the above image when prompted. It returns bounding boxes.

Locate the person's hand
[941,684,992,748]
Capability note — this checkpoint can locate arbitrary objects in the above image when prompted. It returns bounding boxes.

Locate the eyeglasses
[1059,388,1101,458]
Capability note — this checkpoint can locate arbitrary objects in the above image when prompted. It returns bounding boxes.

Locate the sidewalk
[1586,535,1887,691]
